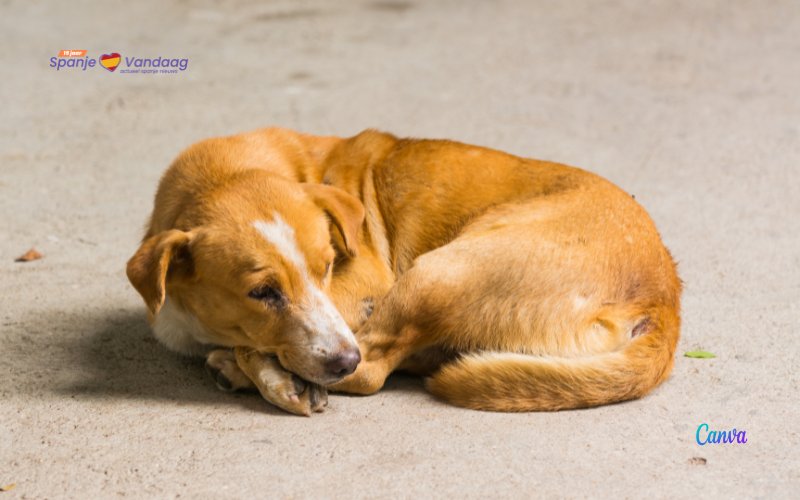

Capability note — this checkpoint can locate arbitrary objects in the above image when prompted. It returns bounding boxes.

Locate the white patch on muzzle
[253,216,357,352]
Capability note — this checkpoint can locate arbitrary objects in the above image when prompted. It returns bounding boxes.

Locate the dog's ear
[302,184,365,257]
[126,229,194,315]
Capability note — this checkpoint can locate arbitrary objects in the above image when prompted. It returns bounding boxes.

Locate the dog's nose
[325,349,361,378]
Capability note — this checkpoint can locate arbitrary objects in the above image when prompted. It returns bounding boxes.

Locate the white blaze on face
[253,216,306,272]
[252,216,357,351]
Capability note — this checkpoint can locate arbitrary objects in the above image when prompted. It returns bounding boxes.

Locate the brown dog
[127,128,681,415]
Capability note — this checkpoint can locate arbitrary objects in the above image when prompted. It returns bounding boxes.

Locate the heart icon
[99,53,121,72]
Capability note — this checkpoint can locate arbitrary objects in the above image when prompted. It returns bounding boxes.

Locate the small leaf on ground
[0,483,17,492]
[15,247,43,262]
[685,350,716,359]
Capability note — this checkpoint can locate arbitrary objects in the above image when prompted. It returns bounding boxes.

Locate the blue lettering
[696,423,709,445]
[696,424,748,445]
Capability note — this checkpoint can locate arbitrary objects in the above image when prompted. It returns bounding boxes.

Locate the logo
[99,53,121,72]
[695,423,748,445]
[49,49,95,71]
[49,50,189,75]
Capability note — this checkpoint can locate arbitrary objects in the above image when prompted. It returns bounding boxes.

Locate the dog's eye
[248,286,286,307]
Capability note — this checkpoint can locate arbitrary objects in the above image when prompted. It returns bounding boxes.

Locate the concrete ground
[1,0,798,497]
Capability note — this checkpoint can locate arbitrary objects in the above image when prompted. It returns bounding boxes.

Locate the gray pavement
[1,0,798,497]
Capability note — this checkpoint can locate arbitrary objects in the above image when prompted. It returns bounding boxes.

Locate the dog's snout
[325,349,361,378]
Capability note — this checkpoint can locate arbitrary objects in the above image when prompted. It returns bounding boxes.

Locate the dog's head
[126,174,364,385]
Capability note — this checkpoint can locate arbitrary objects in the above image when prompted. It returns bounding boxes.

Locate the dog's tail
[425,306,679,411]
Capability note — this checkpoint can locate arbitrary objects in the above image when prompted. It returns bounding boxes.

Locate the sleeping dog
[127,128,681,415]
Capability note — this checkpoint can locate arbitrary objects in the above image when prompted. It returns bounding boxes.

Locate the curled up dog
[126,128,681,415]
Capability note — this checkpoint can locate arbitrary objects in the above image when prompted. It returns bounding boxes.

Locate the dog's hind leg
[329,206,651,396]
[328,260,450,395]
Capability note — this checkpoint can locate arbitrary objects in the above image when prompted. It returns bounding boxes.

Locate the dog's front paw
[205,349,255,392]
[285,373,329,416]
[235,348,328,416]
